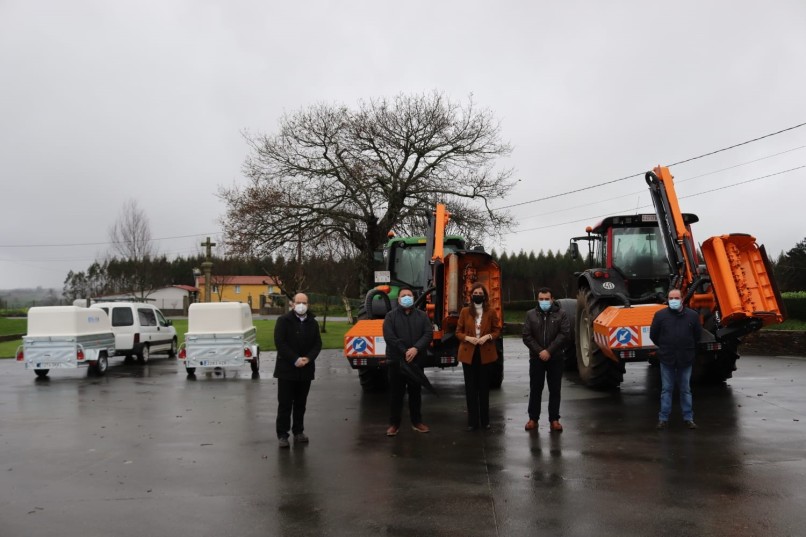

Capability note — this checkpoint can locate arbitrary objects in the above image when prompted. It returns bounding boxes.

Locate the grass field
[0,317,352,359]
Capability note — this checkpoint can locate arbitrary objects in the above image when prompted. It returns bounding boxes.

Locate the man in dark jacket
[273,293,322,448]
[382,287,433,437]
[650,288,702,430]
[522,287,571,433]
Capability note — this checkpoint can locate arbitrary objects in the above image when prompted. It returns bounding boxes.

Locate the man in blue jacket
[650,288,702,430]
[274,293,322,447]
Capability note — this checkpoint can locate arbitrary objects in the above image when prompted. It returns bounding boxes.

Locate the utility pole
[201,236,216,303]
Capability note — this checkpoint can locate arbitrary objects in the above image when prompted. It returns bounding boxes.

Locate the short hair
[667,288,682,298]
[398,286,414,296]
[537,287,552,297]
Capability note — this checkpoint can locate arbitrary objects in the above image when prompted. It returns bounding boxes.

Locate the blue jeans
[659,362,693,422]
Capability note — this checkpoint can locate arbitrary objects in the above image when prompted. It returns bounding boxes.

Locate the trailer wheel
[34,369,49,378]
[250,354,260,373]
[168,338,177,358]
[138,344,150,364]
[575,289,623,389]
[91,354,109,376]
[185,367,196,375]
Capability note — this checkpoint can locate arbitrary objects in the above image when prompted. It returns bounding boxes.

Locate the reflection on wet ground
[1,341,804,536]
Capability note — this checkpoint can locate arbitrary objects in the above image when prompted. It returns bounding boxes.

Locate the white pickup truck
[16,306,116,378]
[178,302,260,376]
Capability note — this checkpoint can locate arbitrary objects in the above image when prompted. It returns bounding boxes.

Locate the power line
[496,121,806,211]
[0,232,222,249]
[507,164,804,235]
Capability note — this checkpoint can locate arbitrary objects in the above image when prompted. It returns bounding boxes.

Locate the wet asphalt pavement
[1,340,805,537]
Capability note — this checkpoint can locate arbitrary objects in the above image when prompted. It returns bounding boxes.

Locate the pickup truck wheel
[34,369,49,378]
[168,338,177,358]
[91,355,109,376]
[250,354,260,373]
[138,344,150,364]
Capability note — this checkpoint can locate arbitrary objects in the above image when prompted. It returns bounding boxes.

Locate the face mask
[668,299,681,311]
[472,295,484,305]
[399,295,414,308]
[294,303,308,316]
[538,300,552,312]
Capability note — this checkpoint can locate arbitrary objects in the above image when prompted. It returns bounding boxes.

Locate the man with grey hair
[273,293,322,447]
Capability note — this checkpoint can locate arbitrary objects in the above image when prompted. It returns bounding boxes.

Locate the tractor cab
[375,235,466,297]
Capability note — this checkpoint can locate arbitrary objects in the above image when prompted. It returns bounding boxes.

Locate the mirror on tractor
[569,242,580,260]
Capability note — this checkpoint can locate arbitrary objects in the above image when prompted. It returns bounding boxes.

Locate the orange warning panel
[593,305,665,359]
[701,235,784,326]
[344,320,386,357]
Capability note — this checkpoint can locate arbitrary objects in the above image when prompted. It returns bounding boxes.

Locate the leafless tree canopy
[108,199,155,262]
[220,91,516,286]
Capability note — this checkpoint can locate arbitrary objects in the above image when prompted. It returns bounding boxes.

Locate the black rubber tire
[250,352,260,373]
[693,343,739,384]
[168,338,177,358]
[186,367,196,375]
[575,288,623,389]
[359,367,388,392]
[91,354,109,376]
[138,344,150,364]
[34,369,49,378]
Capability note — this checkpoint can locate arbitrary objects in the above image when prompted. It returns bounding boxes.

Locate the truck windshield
[611,227,671,278]
[391,243,460,287]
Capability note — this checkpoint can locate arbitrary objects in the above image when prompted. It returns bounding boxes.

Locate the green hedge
[783,296,806,321]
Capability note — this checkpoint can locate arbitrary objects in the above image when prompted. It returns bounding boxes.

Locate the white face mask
[294,303,308,316]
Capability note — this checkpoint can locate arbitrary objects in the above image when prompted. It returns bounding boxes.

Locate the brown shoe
[411,423,430,433]
[524,419,538,431]
[550,420,563,432]
[386,425,399,437]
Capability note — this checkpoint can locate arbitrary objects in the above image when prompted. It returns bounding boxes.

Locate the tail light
[16,349,24,362]
[134,333,140,345]
[244,347,253,358]
[178,348,186,360]
[77,349,85,361]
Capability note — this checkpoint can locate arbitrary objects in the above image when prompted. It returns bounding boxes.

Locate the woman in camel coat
[456,283,501,431]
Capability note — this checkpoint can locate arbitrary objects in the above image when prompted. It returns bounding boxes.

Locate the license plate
[199,360,228,367]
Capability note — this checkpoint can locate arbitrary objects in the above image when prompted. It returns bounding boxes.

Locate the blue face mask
[399,295,414,308]
[668,299,682,310]
[538,300,552,312]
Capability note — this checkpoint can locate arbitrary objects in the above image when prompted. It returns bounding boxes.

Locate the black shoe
[656,420,668,430]
[685,420,698,430]
[278,436,290,448]
[294,433,309,443]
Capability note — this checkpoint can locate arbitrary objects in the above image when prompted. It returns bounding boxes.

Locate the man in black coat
[273,293,322,447]
[382,287,433,437]
[650,288,702,430]
[522,287,571,433]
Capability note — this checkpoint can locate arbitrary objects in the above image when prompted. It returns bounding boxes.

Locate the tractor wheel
[359,368,388,392]
[693,343,739,384]
[575,289,623,389]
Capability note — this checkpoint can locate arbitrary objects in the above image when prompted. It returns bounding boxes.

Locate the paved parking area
[1,341,805,537]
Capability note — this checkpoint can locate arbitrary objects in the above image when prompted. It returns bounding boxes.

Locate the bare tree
[220,91,516,288]
[107,199,159,298]
[109,199,156,262]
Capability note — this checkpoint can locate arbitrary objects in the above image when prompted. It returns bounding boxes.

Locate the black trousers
[462,348,492,428]
[276,378,312,438]
[528,357,563,422]
[388,362,422,426]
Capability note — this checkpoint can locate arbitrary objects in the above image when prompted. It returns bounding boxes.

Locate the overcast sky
[2,0,805,291]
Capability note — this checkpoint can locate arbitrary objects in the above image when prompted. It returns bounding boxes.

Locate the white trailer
[16,306,116,378]
[178,302,259,375]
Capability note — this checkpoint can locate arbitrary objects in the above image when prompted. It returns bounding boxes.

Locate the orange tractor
[566,165,784,388]
[343,204,504,392]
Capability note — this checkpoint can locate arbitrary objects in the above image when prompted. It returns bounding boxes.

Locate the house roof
[196,275,279,286]
[173,285,199,292]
